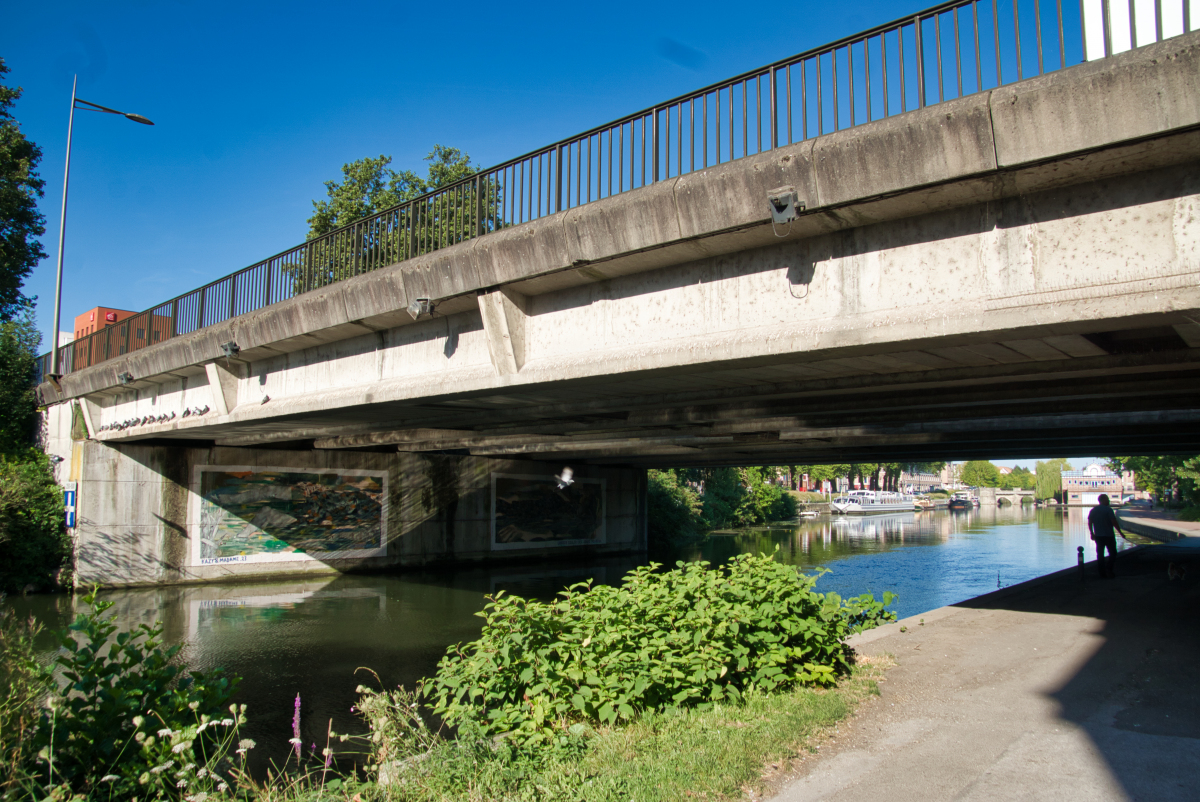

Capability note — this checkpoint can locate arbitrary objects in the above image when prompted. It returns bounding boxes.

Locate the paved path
[771,545,1200,802]
[1117,510,1200,542]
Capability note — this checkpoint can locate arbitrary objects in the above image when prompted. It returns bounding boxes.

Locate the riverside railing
[38,0,1195,381]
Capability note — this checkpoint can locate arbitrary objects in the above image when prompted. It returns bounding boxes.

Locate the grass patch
[371,659,887,802]
[1176,505,1200,522]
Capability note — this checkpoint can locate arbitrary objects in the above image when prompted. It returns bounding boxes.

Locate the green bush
[0,603,54,795]
[735,468,797,524]
[424,553,895,745]
[0,450,70,593]
[646,469,704,550]
[27,591,244,800]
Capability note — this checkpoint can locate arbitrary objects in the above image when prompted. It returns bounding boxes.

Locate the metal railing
[38,0,1194,381]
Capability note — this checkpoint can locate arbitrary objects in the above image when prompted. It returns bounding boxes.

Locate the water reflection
[677,506,1134,619]
[7,508,1132,772]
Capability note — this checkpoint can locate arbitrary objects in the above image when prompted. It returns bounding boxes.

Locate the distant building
[940,462,963,489]
[1061,464,1124,506]
[901,470,940,493]
[998,466,1012,475]
[74,307,137,341]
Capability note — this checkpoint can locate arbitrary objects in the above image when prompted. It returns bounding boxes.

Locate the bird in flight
[556,467,574,490]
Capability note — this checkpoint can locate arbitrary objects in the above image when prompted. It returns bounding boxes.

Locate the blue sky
[6,0,944,348]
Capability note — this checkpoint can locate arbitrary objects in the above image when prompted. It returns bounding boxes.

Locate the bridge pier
[46,410,645,588]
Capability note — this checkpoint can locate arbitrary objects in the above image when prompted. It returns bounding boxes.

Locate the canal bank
[771,543,1200,802]
[1116,509,1200,542]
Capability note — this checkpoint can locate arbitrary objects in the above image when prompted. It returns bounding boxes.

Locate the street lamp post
[48,76,153,378]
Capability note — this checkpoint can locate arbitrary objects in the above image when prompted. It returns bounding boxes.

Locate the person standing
[1087,493,1124,579]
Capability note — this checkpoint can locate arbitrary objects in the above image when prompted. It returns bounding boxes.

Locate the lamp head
[123,113,154,126]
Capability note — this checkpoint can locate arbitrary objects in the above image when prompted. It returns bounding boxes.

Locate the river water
[10,505,1137,771]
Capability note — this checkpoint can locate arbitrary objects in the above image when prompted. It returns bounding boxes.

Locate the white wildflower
[238,738,256,751]
[220,718,234,727]
[100,775,119,783]
[171,741,191,754]
[132,716,145,728]
[288,737,302,745]
[217,782,229,793]
[158,728,174,738]
[186,794,209,802]
[150,760,175,775]
[188,701,200,711]
[176,779,187,789]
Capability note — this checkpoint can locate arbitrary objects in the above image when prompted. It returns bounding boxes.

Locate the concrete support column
[204,360,243,416]
[477,288,528,376]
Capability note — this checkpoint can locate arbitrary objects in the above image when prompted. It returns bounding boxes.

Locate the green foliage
[361,664,884,802]
[0,450,70,593]
[307,146,476,239]
[290,146,503,293]
[1110,455,1200,505]
[734,468,797,524]
[0,604,55,795]
[1035,458,1074,501]
[424,554,895,746]
[646,469,704,550]
[698,467,743,528]
[999,465,1036,491]
[30,591,243,799]
[0,314,40,453]
[0,59,46,321]
[960,460,1001,488]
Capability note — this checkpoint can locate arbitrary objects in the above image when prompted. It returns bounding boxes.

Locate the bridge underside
[119,328,1200,467]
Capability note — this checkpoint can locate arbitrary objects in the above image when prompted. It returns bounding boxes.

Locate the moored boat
[831,489,917,514]
[948,491,974,510]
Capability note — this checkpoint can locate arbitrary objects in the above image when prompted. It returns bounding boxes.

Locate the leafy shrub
[0,450,70,593]
[0,602,55,795]
[647,469,704,550]
[735,468,797,525]
[425,553,895,745]
[30,591,244,800]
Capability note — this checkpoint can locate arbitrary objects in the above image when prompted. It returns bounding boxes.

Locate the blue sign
[64,482,77,529]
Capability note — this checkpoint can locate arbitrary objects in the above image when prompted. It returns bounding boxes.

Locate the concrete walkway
[771,545,1200,802]
[1117,510,1200,542]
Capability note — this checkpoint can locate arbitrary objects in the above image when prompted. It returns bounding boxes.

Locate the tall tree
[961,460,1001,488]
[1035,458,1074,501]
[0,59,46,321]
[306,145,477,239]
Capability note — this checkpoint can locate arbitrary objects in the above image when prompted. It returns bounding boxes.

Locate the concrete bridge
[37,13,1200,586]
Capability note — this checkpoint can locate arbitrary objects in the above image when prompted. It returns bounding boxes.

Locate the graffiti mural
[491,473,605,550]
[191,467,388,565]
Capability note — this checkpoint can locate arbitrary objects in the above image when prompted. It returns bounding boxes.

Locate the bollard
[1078,546,1085,582]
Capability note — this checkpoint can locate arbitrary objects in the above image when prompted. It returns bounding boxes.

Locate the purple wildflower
[292,694,302,760]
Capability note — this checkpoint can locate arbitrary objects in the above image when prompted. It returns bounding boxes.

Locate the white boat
[799,509,820,518]
[831,489,917,515]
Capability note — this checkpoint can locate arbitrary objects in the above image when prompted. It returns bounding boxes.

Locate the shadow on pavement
[956,544,1200,800]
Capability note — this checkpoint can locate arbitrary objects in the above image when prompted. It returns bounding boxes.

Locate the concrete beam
[204,361,243,416]
[476,288,528,375]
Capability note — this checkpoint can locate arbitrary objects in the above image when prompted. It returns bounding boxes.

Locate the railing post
[769,67,778,150]
[475,174,484,237]
[915,15,926,107]
[197,287,206,330]
[263,262,273,308]
[228,274,237,321]
[170,299,178,338]
[652,108,660,182]
[555,146,564,213]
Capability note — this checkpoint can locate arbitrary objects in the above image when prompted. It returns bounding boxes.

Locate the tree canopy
[1034,458,1074,501]
[961,460,1001,488]
[307,145,477,239]
[0,58,46,321]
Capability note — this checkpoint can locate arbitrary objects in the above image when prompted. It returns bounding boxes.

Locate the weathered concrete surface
[37,30,1200,405]
[772,547,1200,802]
